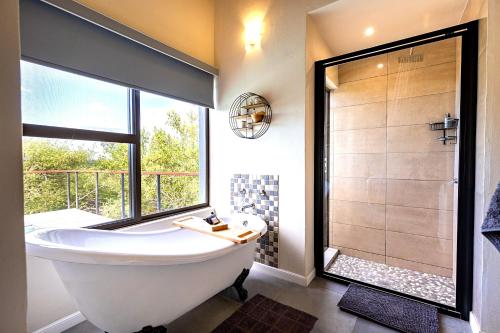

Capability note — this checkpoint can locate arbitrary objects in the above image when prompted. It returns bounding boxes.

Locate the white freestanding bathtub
[26,214,266,333]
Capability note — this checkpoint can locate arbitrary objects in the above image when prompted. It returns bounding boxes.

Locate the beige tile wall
[329,38,458,278]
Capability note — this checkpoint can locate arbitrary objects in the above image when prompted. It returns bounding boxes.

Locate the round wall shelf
[229,92,272,139]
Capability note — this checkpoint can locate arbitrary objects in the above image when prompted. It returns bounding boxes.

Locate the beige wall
[462,0,488,22]
[329,38,458,277]
[0,0,27,331]
[75,0,215,66]
[211,0,334,277]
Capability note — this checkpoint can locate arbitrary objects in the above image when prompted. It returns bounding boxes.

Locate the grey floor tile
[274,282,357,333]
[166,295,240,333]
[440,314,472,333]
[244,267,295,300]
[63,269,471,333]
[352,318,398,333]
[308,276,349,295]
[62,320,101,333]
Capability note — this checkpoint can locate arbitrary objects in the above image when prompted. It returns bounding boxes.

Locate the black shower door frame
[313,21,478,319]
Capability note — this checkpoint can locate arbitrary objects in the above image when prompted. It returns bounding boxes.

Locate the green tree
[23,108,201,221]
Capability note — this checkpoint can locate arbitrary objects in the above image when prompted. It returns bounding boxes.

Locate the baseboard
[305,268,316,286]
[253,262,315,287]
[33,311,85,333]
[469,312,482,333]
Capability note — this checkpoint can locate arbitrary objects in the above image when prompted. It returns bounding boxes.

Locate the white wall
[473,1,500,331]
[0,0,28,331]
[211,0,334,276]
[471,16,488,332]
[27,257,78,332]
[462,1,500,332]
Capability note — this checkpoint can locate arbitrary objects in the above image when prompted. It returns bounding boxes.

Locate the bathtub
[26,213,266,333]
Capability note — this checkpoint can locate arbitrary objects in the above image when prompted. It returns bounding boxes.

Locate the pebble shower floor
[326,254,456,307]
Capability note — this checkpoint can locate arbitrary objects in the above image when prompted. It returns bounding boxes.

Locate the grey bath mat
[482,182,500,252]
[338,284,438,333]
[211,294,317,332]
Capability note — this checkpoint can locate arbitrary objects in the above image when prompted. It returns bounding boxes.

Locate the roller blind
[19,0,215,108]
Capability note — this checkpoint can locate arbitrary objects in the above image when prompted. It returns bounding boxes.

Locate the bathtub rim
[26,215,266,266]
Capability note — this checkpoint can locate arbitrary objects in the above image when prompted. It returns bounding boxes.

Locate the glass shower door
[322,36,462,307]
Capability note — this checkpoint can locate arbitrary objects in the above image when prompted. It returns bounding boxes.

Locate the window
[21,61,129,133]
[22,61,208,232]
[140,91,206,215]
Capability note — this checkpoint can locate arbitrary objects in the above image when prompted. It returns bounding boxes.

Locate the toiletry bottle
[444,113,453,129]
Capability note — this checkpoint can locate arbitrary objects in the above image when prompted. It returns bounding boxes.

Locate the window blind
[20,0,215,108]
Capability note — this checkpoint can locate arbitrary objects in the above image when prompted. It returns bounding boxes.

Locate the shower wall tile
[338,53,388,83]
[387,152,455,181]
[333,75,387,108]
[333,177,386,204]
[333,128,386,154]
[335,246,386,264]
[387,92,456,126]
[386,231,453,268]
[386,257,452,278]
[386,205,453,239]
[387,38,456,74]
[333,200,385,230]
[230,174,279,268]
[330,40,458,277]
[331,223,386,255]
[387,124,455,153]
[386,179,454,210]
[387,61,456,100]
[333,102,386,131]
[333,153,386,178]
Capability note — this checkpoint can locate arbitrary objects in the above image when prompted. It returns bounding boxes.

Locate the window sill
[119,206,214,232]
[23,205,213,235]
[24,208,113,234]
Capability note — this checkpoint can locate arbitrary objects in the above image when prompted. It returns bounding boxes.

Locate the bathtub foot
[232,268,250,302]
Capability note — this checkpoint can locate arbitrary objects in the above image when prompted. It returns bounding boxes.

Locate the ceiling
[310,0,469,56]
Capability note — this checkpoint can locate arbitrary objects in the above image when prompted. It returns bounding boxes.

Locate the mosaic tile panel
[231,174,279,268]
[326,254,456,306]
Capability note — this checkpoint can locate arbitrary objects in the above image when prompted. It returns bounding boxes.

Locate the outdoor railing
[24,170,198,218]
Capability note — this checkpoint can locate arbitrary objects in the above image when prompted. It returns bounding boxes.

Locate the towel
[482,182,500,252]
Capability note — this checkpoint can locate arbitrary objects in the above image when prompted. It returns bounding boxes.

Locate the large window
[22,61,208,232]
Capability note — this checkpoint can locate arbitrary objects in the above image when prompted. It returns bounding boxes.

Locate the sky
[20,60,200,137]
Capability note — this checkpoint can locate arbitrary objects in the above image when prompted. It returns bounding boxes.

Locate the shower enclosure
[314,23,478,319]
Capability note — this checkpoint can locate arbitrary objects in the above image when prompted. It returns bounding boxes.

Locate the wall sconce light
[245,18,263,51]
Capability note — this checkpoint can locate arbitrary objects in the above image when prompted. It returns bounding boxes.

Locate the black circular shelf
[229,92,272,139]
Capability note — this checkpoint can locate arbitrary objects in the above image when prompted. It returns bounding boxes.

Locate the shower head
[398,53,424,63]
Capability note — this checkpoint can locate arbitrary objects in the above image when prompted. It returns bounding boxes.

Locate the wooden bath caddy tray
[173,216,260,244]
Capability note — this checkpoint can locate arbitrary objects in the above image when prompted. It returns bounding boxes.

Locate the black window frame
[22,60,210,230]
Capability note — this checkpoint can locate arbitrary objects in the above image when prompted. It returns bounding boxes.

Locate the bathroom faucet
[240,202,255,213]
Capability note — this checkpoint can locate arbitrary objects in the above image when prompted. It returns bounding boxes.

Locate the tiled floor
[64,268,471,333]
[326,254,456,307]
